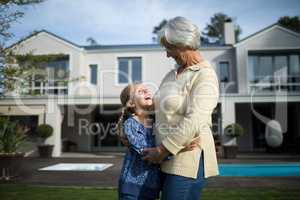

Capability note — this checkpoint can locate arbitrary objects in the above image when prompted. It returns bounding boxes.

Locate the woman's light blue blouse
[118,117,162,199]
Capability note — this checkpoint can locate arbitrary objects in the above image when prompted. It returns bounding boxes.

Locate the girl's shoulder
[123,117,152,134]
[124,116,140,127]
[123,117,142,132]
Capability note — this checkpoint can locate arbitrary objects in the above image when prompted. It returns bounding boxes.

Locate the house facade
[1,22,300,157]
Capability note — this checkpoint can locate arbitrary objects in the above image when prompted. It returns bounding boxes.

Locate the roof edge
[5,29,81,51]
[235,23,300,47]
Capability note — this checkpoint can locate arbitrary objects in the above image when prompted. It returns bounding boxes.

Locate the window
[249,54,300,82]
[218,61,230,82]
[32,56,69,95]
[289,55,300,87]
[248,53,300,92]
[289,55,300,76]
[259,56,273,77]
[118,57,142,84]
[47,59,69,80]
[248,56,259,82]
[89,64,98,85]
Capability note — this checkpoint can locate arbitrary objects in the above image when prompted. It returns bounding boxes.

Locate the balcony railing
[20,79,68,95]
[248,75,300,93]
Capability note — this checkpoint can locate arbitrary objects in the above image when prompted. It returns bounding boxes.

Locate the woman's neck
[177,50,203,74]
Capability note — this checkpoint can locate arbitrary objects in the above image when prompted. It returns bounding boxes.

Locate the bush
[36,124,53,139]
[224,123,244,138]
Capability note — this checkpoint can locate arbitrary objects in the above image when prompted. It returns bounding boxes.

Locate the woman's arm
[142,135,201,163]
[179,136,201,153]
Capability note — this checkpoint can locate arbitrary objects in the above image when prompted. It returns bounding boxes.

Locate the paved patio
[1,153,300,188]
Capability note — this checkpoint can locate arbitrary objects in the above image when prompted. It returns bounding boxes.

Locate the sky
[6,0,300,46]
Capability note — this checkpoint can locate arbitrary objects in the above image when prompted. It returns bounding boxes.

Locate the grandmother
[143,16,219,200]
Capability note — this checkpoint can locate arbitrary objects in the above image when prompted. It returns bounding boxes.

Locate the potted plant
[223,123,244,159]
[0,117,27,180]
[36,124,54,158]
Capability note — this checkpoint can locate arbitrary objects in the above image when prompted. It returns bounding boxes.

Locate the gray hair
[159,16,200,50]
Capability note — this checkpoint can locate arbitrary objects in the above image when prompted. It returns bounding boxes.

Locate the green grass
[1,184,300,200]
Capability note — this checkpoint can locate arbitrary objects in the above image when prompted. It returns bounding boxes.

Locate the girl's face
[131,84,153,110]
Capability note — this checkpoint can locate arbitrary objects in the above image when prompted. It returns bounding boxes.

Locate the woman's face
[165,47,185,66]
[161,37,186,66]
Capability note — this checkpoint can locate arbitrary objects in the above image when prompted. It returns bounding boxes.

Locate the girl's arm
[123,118,148,155]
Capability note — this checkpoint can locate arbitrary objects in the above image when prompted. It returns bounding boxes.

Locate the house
[1,22,300,157]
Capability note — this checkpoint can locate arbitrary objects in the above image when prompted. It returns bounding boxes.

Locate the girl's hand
[120,137,129,147]
[142,145,170,164]
[179,136,201,153]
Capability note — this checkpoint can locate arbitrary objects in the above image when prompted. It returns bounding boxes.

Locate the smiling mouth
[144,97,151,100]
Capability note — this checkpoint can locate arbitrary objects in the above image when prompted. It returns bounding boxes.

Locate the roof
[9,23,298,52]
[234,23,300,46]
[6,29,81,51]
[82,43,161,50]
[6,30,229,52]
[82,42,229,51]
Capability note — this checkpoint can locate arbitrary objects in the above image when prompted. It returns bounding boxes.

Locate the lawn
[1,184,300,200]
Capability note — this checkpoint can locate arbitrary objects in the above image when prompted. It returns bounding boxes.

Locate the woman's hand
[142,145,170,164]
[179,136,201,153]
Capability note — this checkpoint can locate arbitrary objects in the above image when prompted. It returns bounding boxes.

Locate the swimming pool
[219,163,300,177]
[39,163,113,171]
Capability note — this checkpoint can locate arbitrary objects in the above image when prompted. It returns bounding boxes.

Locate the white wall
[235,26,300,94]
[201,48,237,93]
[80,47,236,98]
[45,103,63,157]
[11,32,237,99]
[82,50,175,98]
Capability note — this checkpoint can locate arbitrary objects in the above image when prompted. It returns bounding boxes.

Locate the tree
[278,16,300,33]
[202,12,242,43]
[0,0,44,49]
[86,37,98,46]
[0,1,44,95]
[152,19,167,43]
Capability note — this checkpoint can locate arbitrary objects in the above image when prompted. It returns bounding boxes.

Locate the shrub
[36,124,53,139]
[224,123,244,138]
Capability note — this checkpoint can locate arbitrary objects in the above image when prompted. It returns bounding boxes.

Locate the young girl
[117,83,199,200]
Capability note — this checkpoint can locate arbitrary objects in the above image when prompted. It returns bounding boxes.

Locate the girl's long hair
[116,84,136,138]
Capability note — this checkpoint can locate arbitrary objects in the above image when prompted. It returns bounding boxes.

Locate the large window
[118,57,142,84]
[89,64,98,85]
[217,61,230,82]
[248,53,300,92]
